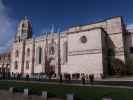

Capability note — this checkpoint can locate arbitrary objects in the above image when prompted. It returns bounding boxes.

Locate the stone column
[42,91,47,100]
[66,94,74,100]
[9,87,14,93]
[24,88,29,96]
[102,97,112,100]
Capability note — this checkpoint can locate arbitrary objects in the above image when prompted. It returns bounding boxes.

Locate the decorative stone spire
[50,24,55,43]
[24,16,27,20]
[15,16,32,42]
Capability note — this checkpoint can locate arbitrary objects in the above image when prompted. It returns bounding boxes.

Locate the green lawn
[0,80,133,100]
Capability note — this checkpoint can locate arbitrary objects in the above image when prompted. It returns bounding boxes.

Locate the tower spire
[24,16,27,20]
[51,24,55,43]
[51,24,54,33]
[15,16,32,42]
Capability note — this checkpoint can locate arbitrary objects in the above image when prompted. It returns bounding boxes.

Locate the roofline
[66,27,105,35]
[66,16,123,30]
[0,52,11,56]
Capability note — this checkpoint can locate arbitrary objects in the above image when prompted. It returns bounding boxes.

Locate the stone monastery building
[1,16,133,79]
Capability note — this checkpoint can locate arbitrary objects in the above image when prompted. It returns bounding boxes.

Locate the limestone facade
[7,16,133,79]
[0,52,10,73]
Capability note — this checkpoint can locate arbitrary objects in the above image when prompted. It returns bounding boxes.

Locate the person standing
[81,75,85,84]
[89,74,94,85]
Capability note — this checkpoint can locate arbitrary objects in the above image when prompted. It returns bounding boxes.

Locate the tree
[110,58,126,76]
[126,58,133,75]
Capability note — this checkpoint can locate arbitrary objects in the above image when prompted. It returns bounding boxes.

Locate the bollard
[24,88,29,96]
[9,87,14,93]
[67,94,74,100]
[102,97,112,100]
[42,91,47,100]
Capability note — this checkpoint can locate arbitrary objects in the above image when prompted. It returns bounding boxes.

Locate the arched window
[14,61,18,70]
[49,46,55,55]
[15,50,19,57]
[63,42,68,64]
[22,29,27,33]
[36,47,42,64]
[38,47,42,64]
[27,48,30,57]
[22,23,27,28]
[22,23,25,27]
[26,61,29,69]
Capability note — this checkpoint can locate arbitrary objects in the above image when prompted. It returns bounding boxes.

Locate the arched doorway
[45,57,55,77]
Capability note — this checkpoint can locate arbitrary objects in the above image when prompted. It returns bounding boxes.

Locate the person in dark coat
[26,74,29,80]
[89,74,94,85]
[81,75,85,84]
[59,74,63,83]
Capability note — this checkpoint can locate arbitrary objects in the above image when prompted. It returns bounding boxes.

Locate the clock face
[80,36,87,43]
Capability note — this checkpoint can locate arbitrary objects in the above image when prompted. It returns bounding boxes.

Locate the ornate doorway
[45,57,55,77]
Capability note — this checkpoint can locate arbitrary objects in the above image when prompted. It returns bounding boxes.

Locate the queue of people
[81,74,94,84]
[0,72,95,85]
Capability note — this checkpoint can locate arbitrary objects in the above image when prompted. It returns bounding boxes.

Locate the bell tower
[15,16,32,42]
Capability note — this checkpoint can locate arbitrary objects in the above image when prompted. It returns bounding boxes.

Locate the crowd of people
[0,72,95,84]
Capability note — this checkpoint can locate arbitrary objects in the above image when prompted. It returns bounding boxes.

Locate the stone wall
[62,28,104,78]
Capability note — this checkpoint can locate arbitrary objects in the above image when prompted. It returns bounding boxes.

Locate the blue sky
[0,0,133,52]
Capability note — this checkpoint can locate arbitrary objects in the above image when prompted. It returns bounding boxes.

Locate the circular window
[80,36,87,43]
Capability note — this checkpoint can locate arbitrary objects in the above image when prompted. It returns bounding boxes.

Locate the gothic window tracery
[22,30,27,33]
[22,22,27,28]
[36,47,42,64]
[22,23,25,27]
[49,46,55,55]
[63,41,68,64]
[14,61,18,70]
[39,47,42,64]
[26,61,29,69]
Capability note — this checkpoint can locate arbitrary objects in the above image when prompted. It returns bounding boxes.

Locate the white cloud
[0,0,16,53]
[127,24,133,30]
